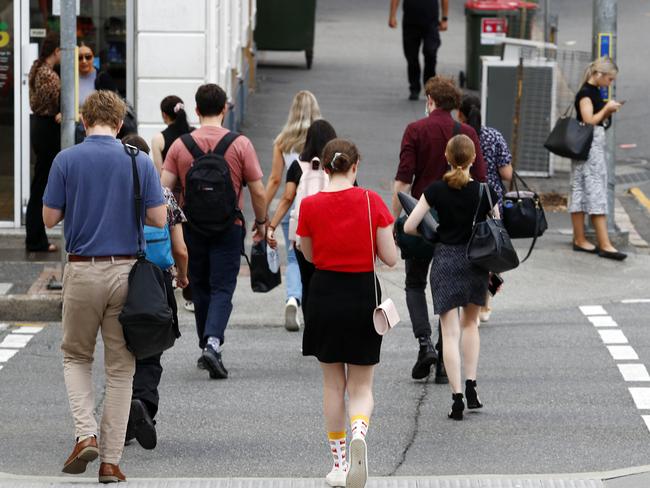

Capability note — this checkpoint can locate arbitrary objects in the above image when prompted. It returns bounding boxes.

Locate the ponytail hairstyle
[299,120,337,170]
[321,138,359,175]
[582,56,618,85]
[443,134,476,190]
[459,94,482,135]
[29,31,60,92]
[160,95,191,134]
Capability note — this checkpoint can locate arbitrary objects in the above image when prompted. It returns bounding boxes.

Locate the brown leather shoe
[98,463,126,483]
[62,436,99,474]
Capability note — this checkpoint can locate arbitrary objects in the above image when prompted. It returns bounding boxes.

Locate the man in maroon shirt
[392,76,486,382]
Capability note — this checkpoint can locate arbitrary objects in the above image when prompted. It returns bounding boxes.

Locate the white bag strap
[366,191,379,308]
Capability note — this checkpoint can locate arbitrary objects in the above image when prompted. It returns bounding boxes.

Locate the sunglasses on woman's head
[78,54,93,61]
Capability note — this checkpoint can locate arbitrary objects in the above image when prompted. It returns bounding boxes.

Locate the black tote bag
[544,105,594,161]
[250,239,281,293]
[466,184,520,274]
[119,145,176,360]
[503,171,547,263]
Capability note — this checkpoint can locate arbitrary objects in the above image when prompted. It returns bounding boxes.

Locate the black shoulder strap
[124,144,145,257]
[212,131,241,157]
[453,121,461,136]
[180,133,205,160]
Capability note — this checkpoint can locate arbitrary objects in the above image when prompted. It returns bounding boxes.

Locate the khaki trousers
[61,260,135,464]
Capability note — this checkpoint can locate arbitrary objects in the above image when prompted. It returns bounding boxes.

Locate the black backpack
[181,132,241,236]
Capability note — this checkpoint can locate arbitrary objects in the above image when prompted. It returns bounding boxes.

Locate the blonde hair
[582,56,618,85]
[274,90,321,154]
[443,135,476,190]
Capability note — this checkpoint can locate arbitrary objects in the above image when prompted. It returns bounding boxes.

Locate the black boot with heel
[465,379,483,409]
[448,393,464,421]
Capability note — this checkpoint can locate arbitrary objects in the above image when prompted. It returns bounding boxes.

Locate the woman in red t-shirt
[297,139,397,488]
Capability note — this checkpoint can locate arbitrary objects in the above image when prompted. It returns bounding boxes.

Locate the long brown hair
[29,32,59,92]
[443,135,475,189]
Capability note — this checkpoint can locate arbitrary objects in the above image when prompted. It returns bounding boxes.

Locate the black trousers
[132,270,179,418]
[405,256,442,350]
[26,116,60,251]
[402,22,441,93]
[294,246,315,318]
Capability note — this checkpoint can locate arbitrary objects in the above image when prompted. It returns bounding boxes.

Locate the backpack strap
[453,121,461,136]
[180,133,205,160]
[212,131,241,157]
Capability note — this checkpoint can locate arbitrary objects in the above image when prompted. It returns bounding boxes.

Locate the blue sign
[598,33,613,100]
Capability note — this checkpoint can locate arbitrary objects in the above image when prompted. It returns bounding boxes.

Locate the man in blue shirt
[43,90,166,483]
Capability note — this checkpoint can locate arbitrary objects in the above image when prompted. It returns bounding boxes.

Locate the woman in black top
[405,134,498,421]
[569,57,626,261]
[267,120,337,317]
[151,95,193,173]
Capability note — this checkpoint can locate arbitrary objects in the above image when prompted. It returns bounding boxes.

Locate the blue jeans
[184,224,243,348]
[281,210,302,304]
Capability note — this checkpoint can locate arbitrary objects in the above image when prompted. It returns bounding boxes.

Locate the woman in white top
[264,90,321,331]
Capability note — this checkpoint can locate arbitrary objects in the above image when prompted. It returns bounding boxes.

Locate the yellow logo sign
[0,22,9,48]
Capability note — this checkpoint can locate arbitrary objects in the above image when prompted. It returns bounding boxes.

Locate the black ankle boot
[448,393,464,420]
[465,379,483,409]
[411,336,437,380]
[434,357,448,384]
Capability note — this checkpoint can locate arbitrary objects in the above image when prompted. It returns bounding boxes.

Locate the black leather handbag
[467,184,520,274]
[119,145,176,360]
[250,239,281,293]
[503,171,547,263]
[544,105,594,161]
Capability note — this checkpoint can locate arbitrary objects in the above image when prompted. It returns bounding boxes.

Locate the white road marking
[0,283,12,295]
[607,346,639,360]
[588,316,618,327]
[629,388,650,409]
[599,330,628,344]
[12,326,43,334]
[580,305,607,316]
[0,349,18,362]
[643,416,650,433]
[622,299,650,304]
[0,334,33,348]
[618,364,650,382]
[0,323,7,332]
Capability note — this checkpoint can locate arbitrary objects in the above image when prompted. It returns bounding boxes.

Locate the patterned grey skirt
[568,126,607,215]
[429,243,489,315]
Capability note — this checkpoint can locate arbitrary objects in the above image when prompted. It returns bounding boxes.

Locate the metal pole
[544,0,550,42]
[593,0,619,236]
[56,0,76,287]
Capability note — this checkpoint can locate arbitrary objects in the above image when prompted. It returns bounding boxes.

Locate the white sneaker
[184,301,195,313]
[325,465,347,487]
[479,307,491,323]
[284,297,300,331]
[346,437,368,488]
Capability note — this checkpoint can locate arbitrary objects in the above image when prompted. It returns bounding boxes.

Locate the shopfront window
[29,0,127,96]
[0,0,14,221]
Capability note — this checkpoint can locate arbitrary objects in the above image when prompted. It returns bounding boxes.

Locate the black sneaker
[202,344,228,379]
[408,90,419,101]
[197,356,206,370]
[435,356,449,384]
[411,336,437,380]
[130,399,157,450]
[124,416,135,445]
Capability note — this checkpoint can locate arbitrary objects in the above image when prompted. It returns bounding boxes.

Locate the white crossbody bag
[366,192,400,336]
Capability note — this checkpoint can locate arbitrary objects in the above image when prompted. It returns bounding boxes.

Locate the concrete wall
[135,0,255,147]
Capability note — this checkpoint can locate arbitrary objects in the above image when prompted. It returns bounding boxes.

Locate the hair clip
[173,102,184,113]
[330,152,342,169]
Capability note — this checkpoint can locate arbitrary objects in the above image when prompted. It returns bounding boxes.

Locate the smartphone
[488,273,504,296]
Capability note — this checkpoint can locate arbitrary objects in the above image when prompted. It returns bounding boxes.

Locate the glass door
[0,0,15,223]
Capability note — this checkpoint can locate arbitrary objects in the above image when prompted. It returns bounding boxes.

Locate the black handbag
[119,145,176,360]
[394,216,434,261]
[466,184,520,274]
[250,238,281,293]
[544,105,594,161]
[503,171,548,263]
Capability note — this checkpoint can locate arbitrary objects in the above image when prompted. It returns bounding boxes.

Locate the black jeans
[132,270,179,418]
[405,256,442,349]
[294,246,315,317]
[26,115,60,251]
[402,22,441,93]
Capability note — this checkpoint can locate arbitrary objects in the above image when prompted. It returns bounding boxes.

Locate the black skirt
[430,243,489,315]
[303,270,382,365]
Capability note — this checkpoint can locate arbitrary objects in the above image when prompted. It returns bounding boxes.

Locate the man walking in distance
[42,90,166,483]
[389,0,449,100]
[392,77,486,382]
[162,83,267,380]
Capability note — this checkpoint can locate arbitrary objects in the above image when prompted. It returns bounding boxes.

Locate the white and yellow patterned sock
[350,414,369,440]
[328,431,347,470]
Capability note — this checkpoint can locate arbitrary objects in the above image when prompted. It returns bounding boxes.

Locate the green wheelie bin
[254,0,317,69]
[463,0,537,90]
